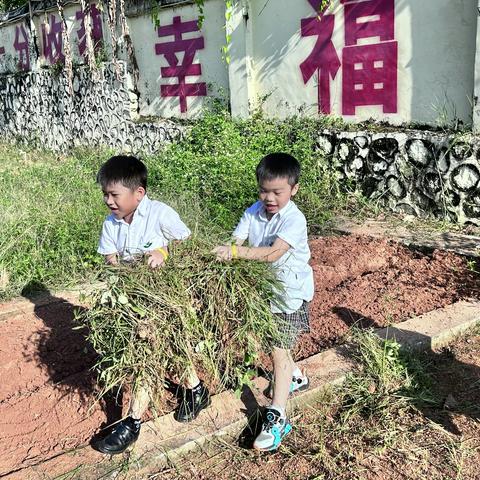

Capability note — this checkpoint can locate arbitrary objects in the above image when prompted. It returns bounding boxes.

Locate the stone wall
[0,61,183,153]
[318,131,480,225]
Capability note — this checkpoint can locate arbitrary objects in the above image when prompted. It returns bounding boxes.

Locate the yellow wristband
[156,247,169,260]
[231,244,238,259]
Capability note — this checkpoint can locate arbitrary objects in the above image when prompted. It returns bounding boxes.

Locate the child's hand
[105,253,118,265]
[145,249,167,268]
[212,245,233,261]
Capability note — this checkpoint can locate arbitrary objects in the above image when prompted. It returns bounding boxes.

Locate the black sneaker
[93,416,141,455]
[174,381,211,423]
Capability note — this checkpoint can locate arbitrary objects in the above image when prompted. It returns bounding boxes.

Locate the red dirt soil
[0,235,479,476]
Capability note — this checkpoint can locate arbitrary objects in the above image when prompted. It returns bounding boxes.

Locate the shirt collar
[136,194,150,217]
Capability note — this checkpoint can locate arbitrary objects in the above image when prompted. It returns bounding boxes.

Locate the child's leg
[128,384,151,419]
[254,303,310,451]
[93,383,147,455]
[184,371,201,389]
[174,367,211,423]
[253,348,294,451]
[271,347,296,411]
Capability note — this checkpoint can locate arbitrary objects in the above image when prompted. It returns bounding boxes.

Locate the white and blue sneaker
[253,407,292,451]
[265,373,310,399]
[290,373,310,394]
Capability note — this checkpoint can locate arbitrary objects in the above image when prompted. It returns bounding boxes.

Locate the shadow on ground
[21,282,122,430]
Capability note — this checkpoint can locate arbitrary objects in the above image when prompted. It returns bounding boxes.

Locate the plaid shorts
[274,301,310,349]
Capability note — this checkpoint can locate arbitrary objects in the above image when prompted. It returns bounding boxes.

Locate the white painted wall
[128,0,229,118]
[244,0,477,126]
[0,0,478,127]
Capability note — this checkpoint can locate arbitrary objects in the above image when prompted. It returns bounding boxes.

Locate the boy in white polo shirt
[93,155,211,455]
[213,152,314,451]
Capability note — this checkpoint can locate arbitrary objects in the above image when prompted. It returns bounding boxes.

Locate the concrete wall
[1,1,480,224]
[0,0,478,125]
[0,61,183,152]
[244,0,477,127]
[318,130,480,225]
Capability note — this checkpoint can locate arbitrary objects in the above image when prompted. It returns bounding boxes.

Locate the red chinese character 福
[76,4,103,57]
[300,0,340,114]
[14,24,30,71]
[341,0,398,115]
[42,14,64,64]
[155,16,207,113]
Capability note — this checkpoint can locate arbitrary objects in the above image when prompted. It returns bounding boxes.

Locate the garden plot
[0,234,479,478]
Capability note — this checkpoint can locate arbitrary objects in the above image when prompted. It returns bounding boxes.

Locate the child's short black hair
[97,155,147,190]
[256,153,300,186]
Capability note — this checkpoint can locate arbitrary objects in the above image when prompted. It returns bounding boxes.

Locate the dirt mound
[0,235,478,476]
[296,235,479,359]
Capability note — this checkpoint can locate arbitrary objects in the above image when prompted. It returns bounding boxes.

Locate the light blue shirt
[98,195,191,259]
[233,200,314,314]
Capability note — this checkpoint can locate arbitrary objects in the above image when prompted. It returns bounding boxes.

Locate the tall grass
[76,236,283,403]
[0,109,347,299]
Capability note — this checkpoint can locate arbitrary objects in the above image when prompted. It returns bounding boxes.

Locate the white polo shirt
[233,200,314,314]
[98,194,191,259]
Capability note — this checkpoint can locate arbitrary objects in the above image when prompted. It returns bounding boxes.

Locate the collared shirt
[233,200,314,314]
[98,195,191,259]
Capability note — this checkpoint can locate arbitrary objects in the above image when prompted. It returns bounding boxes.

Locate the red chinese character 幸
[155,16,207,113]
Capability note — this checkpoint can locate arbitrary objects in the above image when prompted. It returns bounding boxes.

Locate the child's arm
[213,237,290,263]
[98,219,119,265]
[144,204,191,268]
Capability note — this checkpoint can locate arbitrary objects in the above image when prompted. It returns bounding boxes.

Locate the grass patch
[0,109,349,300]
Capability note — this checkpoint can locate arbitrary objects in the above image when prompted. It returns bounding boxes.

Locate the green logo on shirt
[143,241,152,248]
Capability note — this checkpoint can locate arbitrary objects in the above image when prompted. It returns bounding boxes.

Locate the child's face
[102,182,145,222]
[258,177,299,216]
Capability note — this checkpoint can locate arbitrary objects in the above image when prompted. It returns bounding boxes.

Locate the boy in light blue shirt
[214,152,314,451]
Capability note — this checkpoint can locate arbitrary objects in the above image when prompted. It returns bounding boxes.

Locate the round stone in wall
[421,171,443,198]
[451,142,473,159]
[406,139,433,166]
[337,139,358,162]
[315,134,335,155]
[450,164,480,192]
[351,156,364,171]
[367,137,398,176]
[395,203,417,216]
[354,135,369,149]
[463,193,480,218]
[370,137,398,159]
[360,175,380,198]
[386,175,406,199]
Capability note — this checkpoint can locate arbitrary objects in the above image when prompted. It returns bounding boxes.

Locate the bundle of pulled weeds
[77,237,283,407]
